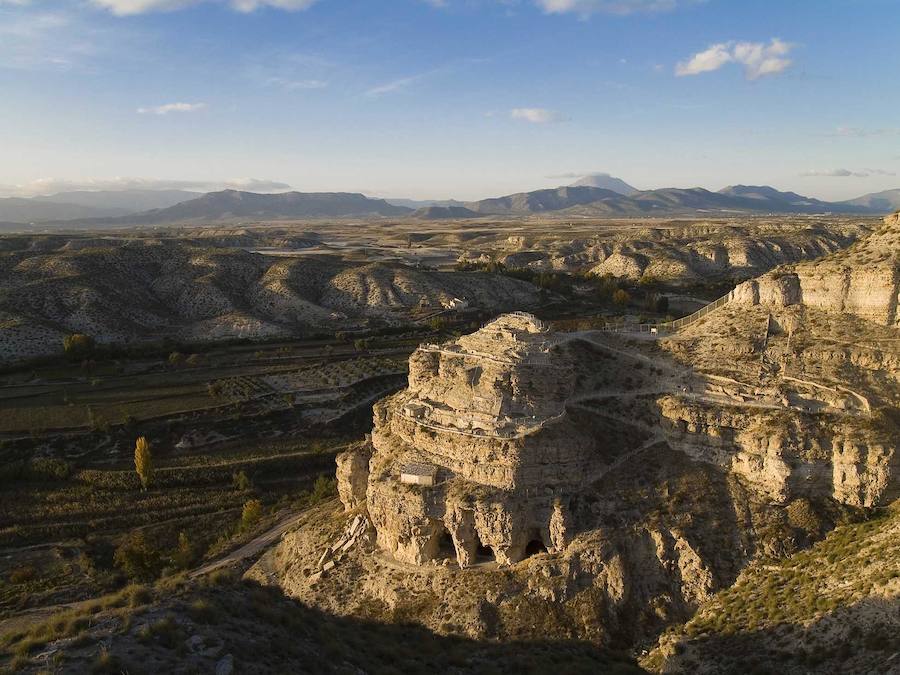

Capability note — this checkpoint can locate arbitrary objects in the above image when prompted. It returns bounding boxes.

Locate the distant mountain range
[34,189,201,212]
[0,189,202,224]
[460,184,882,217]
[411,205,480,219]
[105,190,411,223]
[1,180,898,227]
[0,198,129,223]
[463,185,625,215]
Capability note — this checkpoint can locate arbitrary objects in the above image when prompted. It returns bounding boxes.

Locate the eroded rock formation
[732,214,899,327]
[339,313,599,567]
[257,252,898,647]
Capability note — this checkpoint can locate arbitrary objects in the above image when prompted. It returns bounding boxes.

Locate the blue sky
[1,0,899,200]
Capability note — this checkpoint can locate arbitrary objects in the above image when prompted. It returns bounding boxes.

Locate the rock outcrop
[732,216,899,327]
[259,295,898,649]
[338,313,599,567]
[656,395,899,508]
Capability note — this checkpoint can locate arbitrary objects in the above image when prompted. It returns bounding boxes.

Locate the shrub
[311,475,337,503]
[123,583,153,608]
[137,616,182,649]
[232,470,252,492]
[172,531,195,570]
[9,565,37,584]
[90,646,122,674]
[187,598,219,624]
[26,458,71,481]
[63,333,95,358]
[612,289,631,307]
[428,317,448,331]
[786,498,823,539]
[113,530,163,581]
[240,499,263,532]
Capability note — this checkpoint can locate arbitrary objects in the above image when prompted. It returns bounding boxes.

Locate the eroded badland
[1,213,898,674]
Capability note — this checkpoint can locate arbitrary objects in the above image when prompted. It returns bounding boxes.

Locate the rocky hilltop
[252,244,898,653]
[344,313,595,567]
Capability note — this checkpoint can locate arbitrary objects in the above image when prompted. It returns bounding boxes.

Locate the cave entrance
[524,539,548,557]
[437,528,456,560]
[475,536,495,563]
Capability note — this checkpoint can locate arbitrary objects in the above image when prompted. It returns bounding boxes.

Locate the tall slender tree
[134,436,153,492]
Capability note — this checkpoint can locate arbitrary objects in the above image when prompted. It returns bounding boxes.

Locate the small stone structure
[336,313,596,567]
[400,463,437,486]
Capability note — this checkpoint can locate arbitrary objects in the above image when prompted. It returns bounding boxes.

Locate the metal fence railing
[599,288,735,335]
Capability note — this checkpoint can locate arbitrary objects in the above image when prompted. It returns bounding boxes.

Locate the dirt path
[0,503,325,637]
[188,508,311,579]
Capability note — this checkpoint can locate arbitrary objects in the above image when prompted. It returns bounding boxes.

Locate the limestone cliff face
[732,219,900,327]
[656,396,899,508]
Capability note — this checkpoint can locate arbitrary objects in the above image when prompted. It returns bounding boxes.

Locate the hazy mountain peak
[841,187,900,212]
[569,173,637,196]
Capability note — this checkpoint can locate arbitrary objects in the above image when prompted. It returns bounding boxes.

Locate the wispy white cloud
[675,42,732,76]
[827,126,900,138]
[230,0,317,10]
[0,177,292,197]
[264,77,327,91]
[547,172,586,179]
[676,38,793,79]
[365,74,424,97]
[364,57,487,98]
[89,0,318,16]
[242,50,334,94]
[137,102,207,115]
[800,168,896,178]
[535,0,689,16]
[510,107,567,123]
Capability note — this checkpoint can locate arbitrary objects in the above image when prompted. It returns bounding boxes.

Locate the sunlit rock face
[732,214,900,327]
[338,313,596,567]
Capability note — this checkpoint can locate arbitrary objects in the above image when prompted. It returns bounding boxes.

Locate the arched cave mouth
[524,539,548,557]
[437,529,456,560]
[475,539,495,563]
